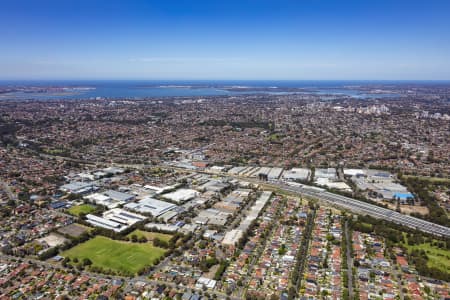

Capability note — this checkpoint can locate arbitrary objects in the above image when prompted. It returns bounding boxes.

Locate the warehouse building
[60,182,98,194]
[222,229,243,246]
[282,168,311,181]
[124,197,178,217]
[350,170,414,202]
[103,190,135,202]
[86,208,146,232]
[315,168,337,180]
[194,208,230,226]
[267,167,284,180]
[162,188,199,203]
[84,193,118,209]
[86,214,126,232]
[199,180,230,192]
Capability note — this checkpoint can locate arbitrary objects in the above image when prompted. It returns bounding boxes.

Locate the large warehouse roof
[124,197,178,217]
[162,188,199,203]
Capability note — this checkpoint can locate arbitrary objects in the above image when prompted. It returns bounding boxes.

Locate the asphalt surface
[275,182,450,238]
[344,220,353,299]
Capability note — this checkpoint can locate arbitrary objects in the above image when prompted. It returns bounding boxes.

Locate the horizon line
[1,78,450,82]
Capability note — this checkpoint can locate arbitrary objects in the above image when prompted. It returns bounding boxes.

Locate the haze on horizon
[1,0,450,81]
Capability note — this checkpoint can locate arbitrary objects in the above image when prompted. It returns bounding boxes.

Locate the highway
[162,163,450,238]
[276,182,450,238]
[19,152,450,238]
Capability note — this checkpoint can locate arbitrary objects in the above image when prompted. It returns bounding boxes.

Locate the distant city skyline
[1,0,450,80]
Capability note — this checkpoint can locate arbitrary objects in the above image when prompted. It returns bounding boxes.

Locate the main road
[274,181,450,238]
[163,163,450,238]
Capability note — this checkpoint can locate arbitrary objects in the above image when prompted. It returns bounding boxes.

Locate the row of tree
[399,175,449,227]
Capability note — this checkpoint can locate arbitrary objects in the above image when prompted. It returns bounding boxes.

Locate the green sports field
[67,204,96,216]
[61,236,166,274]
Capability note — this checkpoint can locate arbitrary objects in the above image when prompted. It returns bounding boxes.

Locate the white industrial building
[315,168,337,180]
[227,166,246,175]
[196,277,217,289]
[124,197,178,217]
[86,214,126,232]
[86,208,146,232]
[315,177,352,192]
[343,169,366,177]
[199,180,230,192]
[103,208,146,225]
[143,184,176,195]
[157,210,178,222]
[162,188,199,203]
[242,167,260,177]
[350,170,413,201]
[282,168,311,181]
[256,167,271,177]
[313,167,352,190]
[268,167,284,180]
[208,165,227,173]
[222,229,243,246]
[103,190,135,202]
[60,182,98,194]
[84,193,113,206]
[194,208,230,226]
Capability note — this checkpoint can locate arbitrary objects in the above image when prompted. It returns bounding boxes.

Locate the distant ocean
[0,80,449,100]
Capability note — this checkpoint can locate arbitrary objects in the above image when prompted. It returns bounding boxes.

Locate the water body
[0,80,448,100]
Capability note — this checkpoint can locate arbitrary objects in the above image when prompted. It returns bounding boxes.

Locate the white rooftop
[344,169,366,176]
[315,168,337,180]
[85,193,110,202]
[124,197,177,216]
[102,208,146,226]
[222,229,243,246]
[162,188,199,203]
[282,168,311,181]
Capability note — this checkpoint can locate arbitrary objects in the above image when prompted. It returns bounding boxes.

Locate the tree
[82,258,92,266]
[131,234,138,243]
[153,237,169,248]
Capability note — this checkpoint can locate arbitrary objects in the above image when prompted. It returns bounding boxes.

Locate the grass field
[401,234,450,274]
[67,204,96,216]
[61,236,166,274]
[127,229,172,242]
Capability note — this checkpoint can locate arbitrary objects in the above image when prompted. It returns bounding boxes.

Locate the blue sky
[1,0,450,80]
